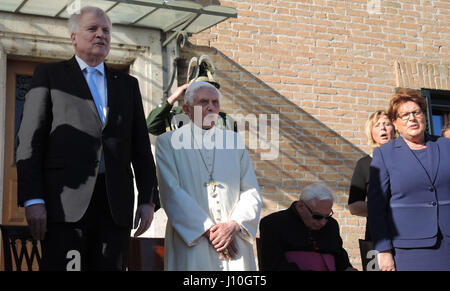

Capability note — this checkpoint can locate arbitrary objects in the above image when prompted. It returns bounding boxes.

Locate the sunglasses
[303,202,333,220]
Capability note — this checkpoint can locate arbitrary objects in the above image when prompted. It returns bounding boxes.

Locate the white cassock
[155,122,262,271]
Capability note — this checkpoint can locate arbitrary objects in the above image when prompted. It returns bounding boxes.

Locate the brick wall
[179,0,450,270]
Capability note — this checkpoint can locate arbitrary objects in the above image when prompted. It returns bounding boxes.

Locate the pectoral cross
[205,176,220,197]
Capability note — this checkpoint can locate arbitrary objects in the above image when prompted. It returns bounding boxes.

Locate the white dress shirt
[76,55,108,123]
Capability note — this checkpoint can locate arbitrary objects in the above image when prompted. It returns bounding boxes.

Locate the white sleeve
[155,134,215,246]
[24,199,45,207]
[230,147,262,243]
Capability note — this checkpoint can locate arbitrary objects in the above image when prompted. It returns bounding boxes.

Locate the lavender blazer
[368,135,450,251]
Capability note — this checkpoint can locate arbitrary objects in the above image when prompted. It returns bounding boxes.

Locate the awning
[0,0,237,35]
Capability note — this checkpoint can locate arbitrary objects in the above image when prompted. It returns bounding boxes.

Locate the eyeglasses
[303,202,333,220]
[397,110,423,121]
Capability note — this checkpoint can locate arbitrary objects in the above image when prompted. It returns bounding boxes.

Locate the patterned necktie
[85,67,106,125]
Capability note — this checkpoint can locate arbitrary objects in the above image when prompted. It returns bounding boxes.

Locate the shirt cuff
[24,199,45,207]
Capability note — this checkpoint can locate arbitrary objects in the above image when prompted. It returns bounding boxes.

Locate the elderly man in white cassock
[155,81,262,271]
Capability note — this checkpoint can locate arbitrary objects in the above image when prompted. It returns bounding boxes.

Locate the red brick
[182,0,449,267]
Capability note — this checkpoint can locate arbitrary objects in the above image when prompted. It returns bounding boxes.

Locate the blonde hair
[365,110,390,148]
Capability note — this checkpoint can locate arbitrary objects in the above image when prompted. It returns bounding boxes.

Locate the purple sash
[285,251,336,271]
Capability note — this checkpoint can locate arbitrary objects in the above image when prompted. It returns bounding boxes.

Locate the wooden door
[2,59,41,226]
[1,59,44,271]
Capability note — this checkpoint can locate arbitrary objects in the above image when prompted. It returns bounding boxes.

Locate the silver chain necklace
[192,126,220,193]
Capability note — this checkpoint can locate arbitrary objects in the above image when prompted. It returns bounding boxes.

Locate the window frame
[421,89,450,135]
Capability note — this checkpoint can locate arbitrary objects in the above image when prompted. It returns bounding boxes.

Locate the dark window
[421,89,450,136]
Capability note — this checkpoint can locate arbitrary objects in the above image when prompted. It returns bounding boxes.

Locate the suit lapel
[396,136,438,185]
[427,137,440,185]
[104,65,119,130]
[66,56,103,127]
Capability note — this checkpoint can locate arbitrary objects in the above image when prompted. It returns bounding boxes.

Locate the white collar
[75,55,105,75]
[189,122,218,149]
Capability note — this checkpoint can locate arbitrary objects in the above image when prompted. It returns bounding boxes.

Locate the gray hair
[300,183,334,204]
[68,6,112,34]
[184,81,221,105]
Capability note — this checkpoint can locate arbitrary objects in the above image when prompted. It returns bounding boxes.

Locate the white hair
[300,183,334,204]
[184,81,221,105]
[68,6,112,34]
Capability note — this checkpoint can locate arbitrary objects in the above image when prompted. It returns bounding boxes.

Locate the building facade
[181,0,450,269]
[0,0,449,270]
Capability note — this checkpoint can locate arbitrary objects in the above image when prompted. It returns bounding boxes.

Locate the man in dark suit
[16,6,159,271]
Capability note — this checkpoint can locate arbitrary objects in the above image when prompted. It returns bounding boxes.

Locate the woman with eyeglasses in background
[348,110,395,271]
[368,88,450,271]
[348,110,396,241]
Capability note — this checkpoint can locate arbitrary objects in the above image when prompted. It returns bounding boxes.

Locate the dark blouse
[259,202,352,271]
[348,155,372,240]
[412,148,431,178]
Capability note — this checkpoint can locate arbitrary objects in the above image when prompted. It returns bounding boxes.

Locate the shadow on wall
[175,40,376,270]
[180,43,367,212]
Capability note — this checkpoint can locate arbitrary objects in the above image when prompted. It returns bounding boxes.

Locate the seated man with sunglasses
[259,183,355,271]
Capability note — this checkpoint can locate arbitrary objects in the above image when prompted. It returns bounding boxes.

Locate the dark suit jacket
[368,135,450,251]
[16,56,159,228]
[259,202,352,271]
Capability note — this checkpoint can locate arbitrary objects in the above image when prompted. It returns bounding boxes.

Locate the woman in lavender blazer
[368,88,450,271]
